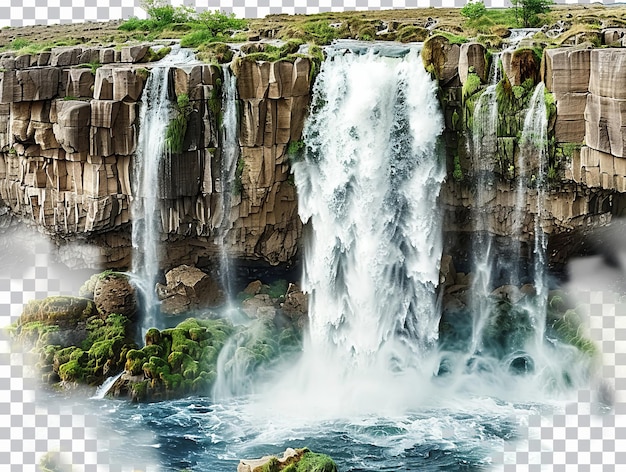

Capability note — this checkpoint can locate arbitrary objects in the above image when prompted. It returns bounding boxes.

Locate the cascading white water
[469,53,501,354]
[216,65,239,300]
[132,46,195,339]
[271,44,445,416]
[519,83,548,349]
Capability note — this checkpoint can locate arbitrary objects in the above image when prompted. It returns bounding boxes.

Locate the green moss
[286,451,338,472]
[260,279,288,300]
[196,42,233,64]
[20,296,96,325]
[462,72,482,101]
[165,93,192,154]
[395,25,429,43]
[145,328,161,345]
[233,156,245,196]
[130,380,149,402]
[453,154,463,181]
[58,359,84,382]
[125,349,147,375]
[143,46,172,62]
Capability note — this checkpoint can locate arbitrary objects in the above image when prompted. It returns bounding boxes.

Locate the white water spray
[132,46,195,339]
[519,83,549,349]
[271,45,445,416]
[216,65,240,301]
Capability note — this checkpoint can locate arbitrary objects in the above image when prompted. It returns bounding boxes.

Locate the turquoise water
[88,394,542,471]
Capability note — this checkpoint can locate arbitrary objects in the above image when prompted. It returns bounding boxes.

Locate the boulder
[603,28,626,45]
[157,265,224,315]
[243,280,263,295]
[93,272,137,318]
[242,294,274,318]
[66,68,95,99]
[542,48,591,94]
[121,45,149,63]
[589,49,626,99]
[238,448,337,472]
[458,42,488,85]
[421,35,460,85]
[501,48,540,86]
[490,285,524,304]
[281,283,308,320]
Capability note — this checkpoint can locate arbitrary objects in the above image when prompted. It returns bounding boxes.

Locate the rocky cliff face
[1,39,625,273]
[430,38,626,265]
[0,45,311,269]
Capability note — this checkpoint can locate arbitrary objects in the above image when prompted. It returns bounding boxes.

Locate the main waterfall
[275,43,446,415]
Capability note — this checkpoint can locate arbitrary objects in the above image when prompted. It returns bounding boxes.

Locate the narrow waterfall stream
[519,83,549,351]
[131,47,195,338]
[216,65,239,301]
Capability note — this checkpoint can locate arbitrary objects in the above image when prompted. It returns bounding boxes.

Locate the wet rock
[242,293,273,318]
[490,285,524,304]
[157,265,224,315]
[243,280,263,296]
[93,272,137,318]
[458,42,488,85]
[238,448,337,472]
[281,283,308,323]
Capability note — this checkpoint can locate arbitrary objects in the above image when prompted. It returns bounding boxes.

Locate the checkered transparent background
[0,0,619,28]
[1,0,625,469]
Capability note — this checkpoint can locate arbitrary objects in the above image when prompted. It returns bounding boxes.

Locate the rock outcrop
[238,448,338,472]
[156,264,223,314]
[0,44,313,270]
[437,40,626,267]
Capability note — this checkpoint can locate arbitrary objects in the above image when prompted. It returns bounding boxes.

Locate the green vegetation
[79,60,101,75]
[233,156,245,196]
[257,448,338,472]
[120,1,248,47]
[462,72,482,101]
[453,154,463,182]
[13,293,136,386]
[283,451,338,472]
[119,0,194,32]
[511,0,554,28]
[165,93,192,154]
[461,1,487,21]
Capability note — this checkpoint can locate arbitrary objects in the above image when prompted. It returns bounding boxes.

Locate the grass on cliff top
[1,4,625,56]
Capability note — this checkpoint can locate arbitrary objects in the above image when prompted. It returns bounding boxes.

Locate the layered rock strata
[0,44,312,268]
[435,40,626,264]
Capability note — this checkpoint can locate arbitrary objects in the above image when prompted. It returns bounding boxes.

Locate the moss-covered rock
[13,295,137,387]
[238,448,337,472]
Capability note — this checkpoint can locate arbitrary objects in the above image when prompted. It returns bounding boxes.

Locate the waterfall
[284,44,445,413]
[132,46,195,339]
[468,53,501,354]
[519,83,548,349]
[216,65,239,300]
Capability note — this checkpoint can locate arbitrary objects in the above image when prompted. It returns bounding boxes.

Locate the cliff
[0,45,312,269]
[427,36,626,266]
[1,37,626,273]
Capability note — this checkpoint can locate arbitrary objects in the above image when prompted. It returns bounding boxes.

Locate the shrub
[461,1,487,21]
[511,0,554,28]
